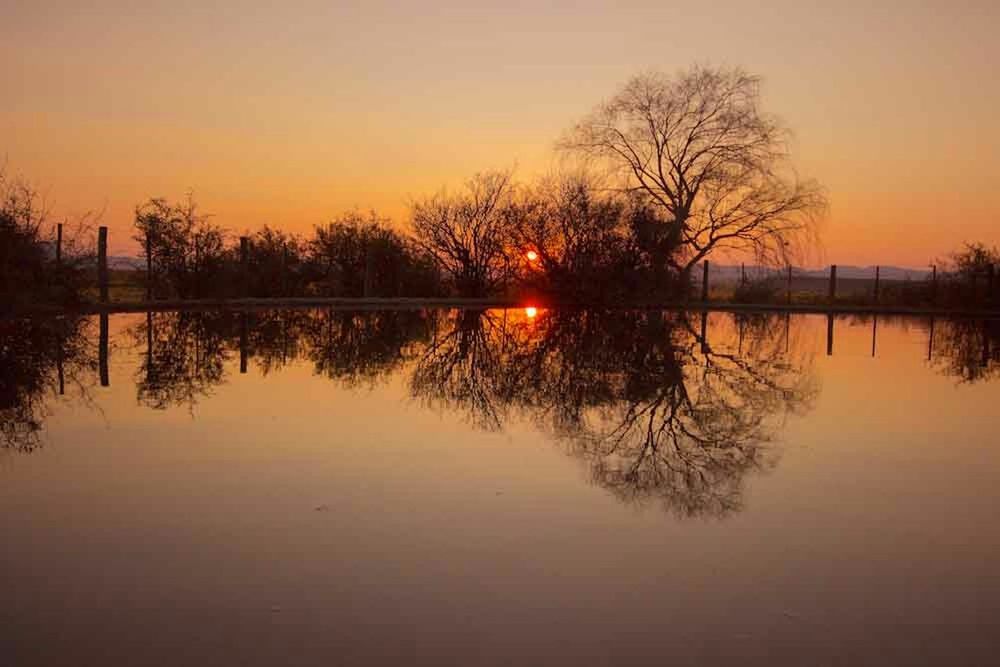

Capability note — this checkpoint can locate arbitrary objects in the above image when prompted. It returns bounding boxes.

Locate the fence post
[97,226,109,303]
[988,264,996,307]
[931,264,937,305]
[741,262,746,285]
[874,265,880,303]
[364,245,374,298]
[56,223,63,266]
[280,241,288,297]
[927,317,934,362]
[240,236,249,298]
[701,260,710,302]
[787,265,792,304]
[145,232,153,301]
[828,264,837,304]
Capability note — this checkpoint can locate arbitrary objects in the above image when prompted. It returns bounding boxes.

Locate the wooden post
[828,264,837,304]
[240,311,248,374]
[826,313,834,356]
[931,264,937,305]
[98,226,109,303]
[701,261,709,302]
[988,264,996,307]
[280,242,288,297]
[240,236,249,298]
[99,312,109,387]
[874,265,880,303]
[145,232,153,301]
[741,262,746,285]
[364,245,374,298]
[55,223,63,266]
[786,265,792,304]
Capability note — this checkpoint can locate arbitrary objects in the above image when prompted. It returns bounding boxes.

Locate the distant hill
[108,256,144,270]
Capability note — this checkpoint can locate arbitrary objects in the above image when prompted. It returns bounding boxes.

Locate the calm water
[2,309,999,666]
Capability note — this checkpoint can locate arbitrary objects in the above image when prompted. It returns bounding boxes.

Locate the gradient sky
[3,1,998,264]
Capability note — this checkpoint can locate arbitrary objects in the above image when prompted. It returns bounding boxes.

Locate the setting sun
[526,250,539,263]
[525,306,538,318]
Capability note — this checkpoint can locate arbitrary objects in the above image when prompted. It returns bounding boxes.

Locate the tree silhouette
[561,65,826,274]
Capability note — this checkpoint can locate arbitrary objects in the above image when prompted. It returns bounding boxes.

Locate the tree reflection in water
[5,308,829,518]
[1,316,96,452]
[929,318,1000,384]
[411,309,819,517]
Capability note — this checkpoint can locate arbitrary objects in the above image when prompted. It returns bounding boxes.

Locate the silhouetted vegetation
[1,168,95,309]
[560,65,826,275]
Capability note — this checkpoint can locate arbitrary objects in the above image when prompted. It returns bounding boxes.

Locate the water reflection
[0,316,96,452]
[3,309,998,516]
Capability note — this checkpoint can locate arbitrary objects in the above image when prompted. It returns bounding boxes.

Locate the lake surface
[2,309,998,666]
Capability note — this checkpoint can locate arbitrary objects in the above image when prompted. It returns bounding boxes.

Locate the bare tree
[410,170,518,297]
[560,65,826,275]
[133,194,228,299]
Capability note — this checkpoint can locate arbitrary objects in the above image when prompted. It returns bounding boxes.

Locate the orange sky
[3,1,998,265]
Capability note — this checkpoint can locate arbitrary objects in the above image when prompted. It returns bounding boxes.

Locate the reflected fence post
[927,317,935,362]
[871,315,878,358]
[826,314,834,356]
[983,320,991,368]
[146,311,154,379]
[99,312,109,387]
[56,329,65,395]
[240,311,249,374]
[699,311,708,355]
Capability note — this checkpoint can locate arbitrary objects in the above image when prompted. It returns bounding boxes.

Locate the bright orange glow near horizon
[3,1,999,266]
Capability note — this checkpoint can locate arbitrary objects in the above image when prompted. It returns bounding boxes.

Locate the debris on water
[314,504,330,512]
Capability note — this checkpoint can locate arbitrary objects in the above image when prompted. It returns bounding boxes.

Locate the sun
[525,249,539,262]
[525,306,538,319]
